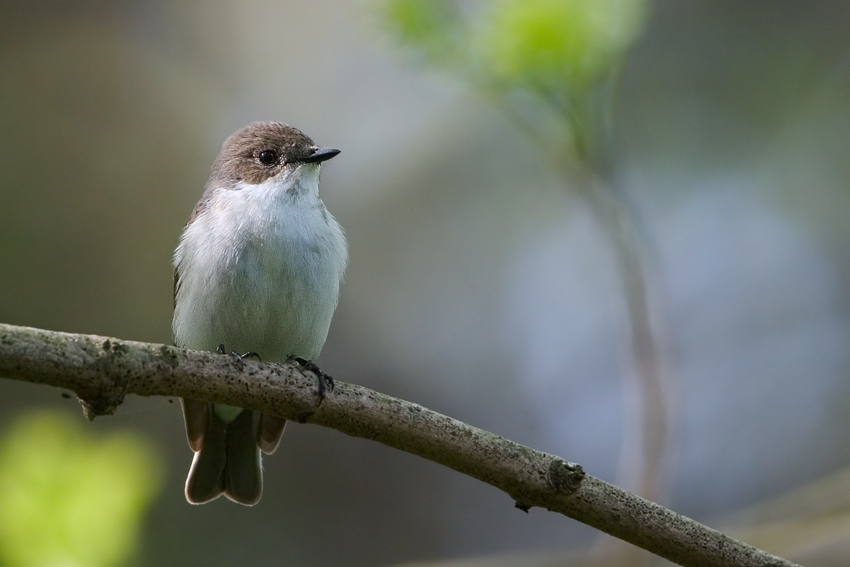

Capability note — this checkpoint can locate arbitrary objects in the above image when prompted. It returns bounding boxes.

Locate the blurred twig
[0,322,798,567]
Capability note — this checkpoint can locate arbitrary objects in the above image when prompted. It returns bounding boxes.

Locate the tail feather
[181,398,210,452]
[181,400,270,506]
[257,414,287,454]
[223,409,262,505]
[184,403,227,504]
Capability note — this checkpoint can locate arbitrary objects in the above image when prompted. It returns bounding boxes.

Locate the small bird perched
[172,122,347,505]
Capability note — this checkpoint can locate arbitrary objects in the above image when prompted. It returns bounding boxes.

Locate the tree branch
[0,322,798,567]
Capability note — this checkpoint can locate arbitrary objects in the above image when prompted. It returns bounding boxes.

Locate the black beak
[303,147,340,163]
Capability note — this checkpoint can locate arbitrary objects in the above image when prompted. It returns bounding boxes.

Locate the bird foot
[292,357,334,405]
[217,344,261,370]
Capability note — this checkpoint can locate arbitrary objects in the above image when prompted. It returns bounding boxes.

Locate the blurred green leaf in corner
[0,411,163,567]
[381,0,648,165]
[474,0,647,89]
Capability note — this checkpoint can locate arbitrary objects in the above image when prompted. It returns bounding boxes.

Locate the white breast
[173,166,347,362]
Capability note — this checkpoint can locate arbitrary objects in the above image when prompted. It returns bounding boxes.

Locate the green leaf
[473,0,648,92]
[380,0,461,62]
[0,411,163,567]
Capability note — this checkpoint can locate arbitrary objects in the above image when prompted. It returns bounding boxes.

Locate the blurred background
[1,1,849,566]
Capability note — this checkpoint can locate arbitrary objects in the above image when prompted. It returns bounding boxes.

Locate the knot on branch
[76,338,131,420]
[547,458,585,494]
[77,393,123,421]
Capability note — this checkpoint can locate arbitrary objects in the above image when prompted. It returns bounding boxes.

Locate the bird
[172,121,347,505]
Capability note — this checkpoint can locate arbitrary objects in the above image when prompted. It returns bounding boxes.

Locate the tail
[180,399,287,505]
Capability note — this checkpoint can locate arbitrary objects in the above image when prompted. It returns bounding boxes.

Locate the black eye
[258,150,278,166]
